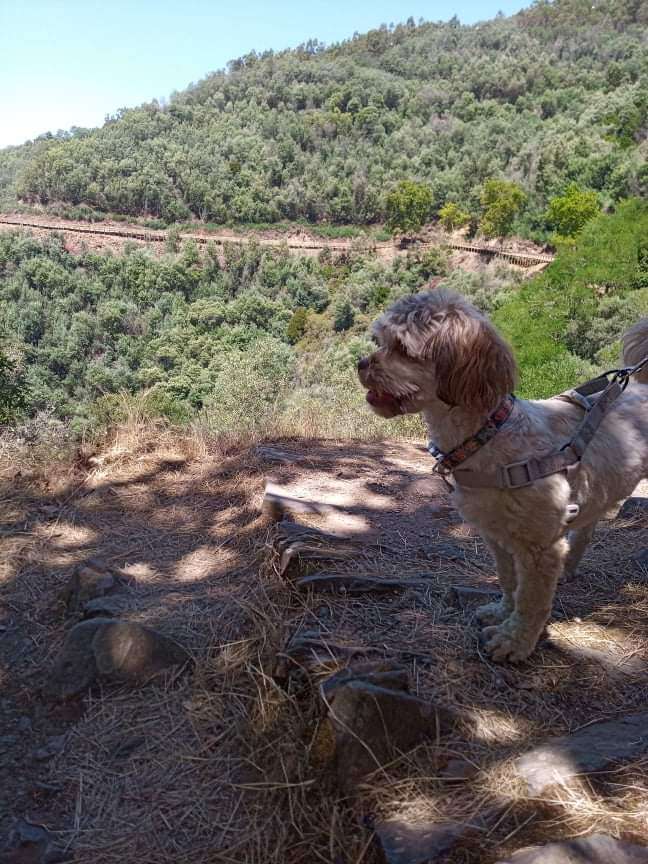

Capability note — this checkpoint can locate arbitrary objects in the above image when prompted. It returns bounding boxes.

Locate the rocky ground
[2,430,648,863]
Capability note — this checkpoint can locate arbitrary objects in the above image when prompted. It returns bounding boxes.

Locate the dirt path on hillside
[0,213,553,271]
[2,433,645,862]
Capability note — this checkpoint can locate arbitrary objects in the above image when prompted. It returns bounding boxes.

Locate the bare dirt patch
[2,433,647,862]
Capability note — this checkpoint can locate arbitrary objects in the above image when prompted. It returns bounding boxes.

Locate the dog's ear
[424,308,517,412]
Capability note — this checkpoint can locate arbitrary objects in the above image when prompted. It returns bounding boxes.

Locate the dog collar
[428,395,516,474]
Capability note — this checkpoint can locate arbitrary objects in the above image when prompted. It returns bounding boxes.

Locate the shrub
[479,179,526,239]
[287,307,309,344]
[333,297,355,332]
[386,180,434,235]
[0,350,28,424]
[438,202,471,231]
[546,183,600,237]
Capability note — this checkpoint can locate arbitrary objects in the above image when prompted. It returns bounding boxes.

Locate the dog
[358,289,648,662]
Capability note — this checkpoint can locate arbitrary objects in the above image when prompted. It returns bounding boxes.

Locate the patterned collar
[428,395,516,475]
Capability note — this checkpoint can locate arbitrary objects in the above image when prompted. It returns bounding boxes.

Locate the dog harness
[430,356,648,490]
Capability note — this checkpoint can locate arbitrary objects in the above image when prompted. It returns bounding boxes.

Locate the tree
[479,179,526,239]
[333,297,355,332]
[438,202,471,232]
[386,180,433,235]
[0,350,27,424]
[286,307,309,344]
[546,183,600,237]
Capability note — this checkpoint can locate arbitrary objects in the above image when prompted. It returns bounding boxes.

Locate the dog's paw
[475,599,511,626]
[480,619,537,663]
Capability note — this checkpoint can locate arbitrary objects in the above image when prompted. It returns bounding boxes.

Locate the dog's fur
[358,290,648,661]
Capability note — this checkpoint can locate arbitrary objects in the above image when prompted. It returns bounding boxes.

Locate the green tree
[286,307,309,344]
[479,179,526,239]
[438,202,470,231]
[386,180,433,235]
[0,350,27,424]
[546,183,600,237]
[333,297,355,332]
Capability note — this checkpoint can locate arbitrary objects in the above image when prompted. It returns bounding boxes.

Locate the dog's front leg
[476,540,516,625]
[481,537,568,662]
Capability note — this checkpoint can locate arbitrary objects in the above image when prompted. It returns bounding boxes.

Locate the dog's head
[358,290,517,417]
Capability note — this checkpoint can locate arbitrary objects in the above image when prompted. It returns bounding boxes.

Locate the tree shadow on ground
[1,435,648,862]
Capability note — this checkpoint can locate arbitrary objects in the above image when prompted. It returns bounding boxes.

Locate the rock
[375,809,499,864]
[45,618,191,700]
[320,661,410,701]
[274,519,394,552]
[298,572,427,595]
[263,484,340,522]
[618,497,648,520]
[496,833,648,863]
[273,633,379,683]
[82,595,131,618]
[374,819,467,864]
[33,734,67,762]
[0,819,71,864]
[273,520,395,578]
[62,561,118,616]
[323,679,455,791]
[515,712,648,796]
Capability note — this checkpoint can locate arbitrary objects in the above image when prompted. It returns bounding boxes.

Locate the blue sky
[1,0,527,149]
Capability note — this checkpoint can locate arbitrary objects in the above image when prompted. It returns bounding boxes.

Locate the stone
[62,561,118,616]
[324,680,455,791]
[273,633,379,683]
[374,819,467,864]
[298,572,427,595]
[515,712,648,796]
[82,595,131,618]
[320,661,410,701]
[496,833,648,863]
[375,809,499,864]
[618,496,648,520]
[44,618,191,700]
[263,484,340,521]
[0,818,71,864]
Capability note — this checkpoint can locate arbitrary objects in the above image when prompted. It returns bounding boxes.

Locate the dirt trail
[0,213,554,268]
[1,434,647,862]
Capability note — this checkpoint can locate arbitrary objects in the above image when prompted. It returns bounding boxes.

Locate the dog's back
[623,318,648,383]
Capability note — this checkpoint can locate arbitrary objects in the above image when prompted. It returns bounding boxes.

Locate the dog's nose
[357,357,370,372]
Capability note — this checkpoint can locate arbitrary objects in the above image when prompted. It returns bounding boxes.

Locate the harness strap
[451,377,625,490]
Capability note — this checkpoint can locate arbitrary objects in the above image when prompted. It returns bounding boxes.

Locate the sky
[0,0,527,149]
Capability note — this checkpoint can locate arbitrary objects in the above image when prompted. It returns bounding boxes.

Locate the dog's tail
[622,319,648,384]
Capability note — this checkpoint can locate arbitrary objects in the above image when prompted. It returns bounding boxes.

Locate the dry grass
[2,423,648,862]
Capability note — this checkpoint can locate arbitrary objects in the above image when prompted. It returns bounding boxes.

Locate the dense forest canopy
[1,199,646,434]
[0,0,646,238]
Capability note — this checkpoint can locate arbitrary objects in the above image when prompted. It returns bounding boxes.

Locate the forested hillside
[1,199,646,436]
[1,0,646,236]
